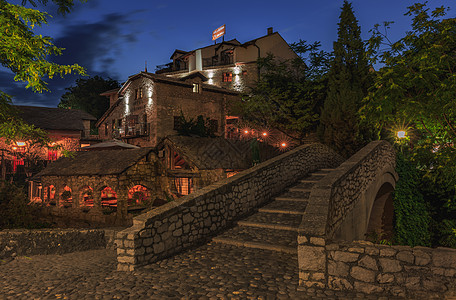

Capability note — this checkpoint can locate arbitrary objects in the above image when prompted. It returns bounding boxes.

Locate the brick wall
[115,143,344,271]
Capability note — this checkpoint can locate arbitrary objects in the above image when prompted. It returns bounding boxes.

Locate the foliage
[393,153,432,247]
[362,3,456,248]
[58,76,120,120]
[0,0,86,146]
[0,181,49,229]
[234,41,331,144]
[319,0,372,158]
[175,112,217,137]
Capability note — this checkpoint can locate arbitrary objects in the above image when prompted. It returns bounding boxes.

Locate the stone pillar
[297,234,328,289]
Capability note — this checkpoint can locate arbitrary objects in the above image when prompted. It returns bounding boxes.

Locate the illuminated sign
[212,24,226,41]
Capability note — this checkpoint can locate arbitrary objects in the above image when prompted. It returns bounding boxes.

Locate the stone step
[238,211,302,231]
[258,200,308,214]
[289,182,315,192]
[212,226,297,254]
[275,190,310,201]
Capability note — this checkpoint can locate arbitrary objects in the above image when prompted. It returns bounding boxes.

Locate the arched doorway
[100,186,117,212]
[80,186,94,207]
[60,185,72,208]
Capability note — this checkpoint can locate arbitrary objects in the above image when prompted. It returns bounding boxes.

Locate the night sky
[2,0,455,108]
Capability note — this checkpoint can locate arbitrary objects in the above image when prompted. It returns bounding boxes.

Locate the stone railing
[115,143,344,271]
[298,141,397,290]
[0,228,121,260]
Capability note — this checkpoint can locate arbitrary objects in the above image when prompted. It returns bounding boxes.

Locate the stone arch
[79,186,94,207]
[46,185,56,206]
[366,182,395,242]
[100,186,118,210]
[60,184,72,207]
[127,184,151,207]
[333,168,398,241]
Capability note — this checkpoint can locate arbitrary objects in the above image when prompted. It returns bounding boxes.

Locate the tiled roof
[15,106,96,131]
[165,136,281,170]
[37,148,153,176]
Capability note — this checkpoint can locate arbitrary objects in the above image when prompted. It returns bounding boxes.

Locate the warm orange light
[244,130,249,134]
[12,146,17,150]
[281,142,287,147]
[16,141,26,147]
[262,132,267,136]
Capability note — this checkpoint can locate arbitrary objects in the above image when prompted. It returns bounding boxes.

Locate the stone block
[173,228,182,237]
[297,235,308,245]
[423,280,447,292]
[377,273,394,284]
[379,248,396,257]
[328,276,353,290]
[328,261,349,277]
[396,251,414,264]
[310,237,325,246]
[153,242,164,253]
[359,255,378,271]
[413,250,431,266]
[379,258,402,272]
[432,267,456,277]
[350,266,375,283]
[354,282,383,294]
[433,249,456,268]
[117,256,135,264]
[332,251,359,262]
[405,277,420,290]
[299,271,310,281]
[143,238,153,247]
[298,246,326,272]
[311,272,325,281]
[365,247,379,256]
[302,281,325,289]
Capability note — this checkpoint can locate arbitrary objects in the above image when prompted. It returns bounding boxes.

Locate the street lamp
[396,130,406,139]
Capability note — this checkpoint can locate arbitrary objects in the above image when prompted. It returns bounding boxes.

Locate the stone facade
[96,72,239,147]
[115,143,344,271]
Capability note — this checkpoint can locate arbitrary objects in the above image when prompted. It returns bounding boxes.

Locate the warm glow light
[281,142,287,147]
[262,132,267,137]
[16,141,26,147]
[244,130,249,134]
[12,146,17,150]
[396,130,406,139]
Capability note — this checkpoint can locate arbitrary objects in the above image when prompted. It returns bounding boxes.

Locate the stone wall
[115,143,344,271]
[0,228,121,260]
[325,241,456,298]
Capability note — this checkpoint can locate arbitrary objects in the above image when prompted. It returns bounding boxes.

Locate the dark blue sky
[2,0,455,107]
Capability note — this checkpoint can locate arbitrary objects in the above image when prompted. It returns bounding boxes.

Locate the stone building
[96,72,239,147]
[31,136,280,226]
[156,27,299,92]
[1,106,97,180]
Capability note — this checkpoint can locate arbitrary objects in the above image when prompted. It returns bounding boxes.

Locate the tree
[0,0,86,143]
[58,76,120,119]
[363,3,456,247]
[234,41,331,144]
[318,0,371,158]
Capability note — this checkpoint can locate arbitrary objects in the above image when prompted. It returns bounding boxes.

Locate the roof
[15,106,96,132]
[164,136,281,170]
[37,148,153,176]
[82,139,140,150]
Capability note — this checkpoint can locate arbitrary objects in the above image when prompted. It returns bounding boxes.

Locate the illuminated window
[222,72,233,82]
[175,177,193,196]
[48,150,58,161]
[135,88,143,100]
[101,187,117,208]
[128,185,150,206]
[192,83,200,93]
[81,186,94,207]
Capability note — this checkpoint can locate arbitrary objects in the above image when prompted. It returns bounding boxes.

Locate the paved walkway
[0,245,398,300]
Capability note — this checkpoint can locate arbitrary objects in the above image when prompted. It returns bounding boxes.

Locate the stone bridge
[115,141,456,297]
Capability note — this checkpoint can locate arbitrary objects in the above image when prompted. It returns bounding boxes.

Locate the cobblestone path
[0,171,404,299]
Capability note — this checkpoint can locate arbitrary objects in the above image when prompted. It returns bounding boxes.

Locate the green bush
[0,181,49,229]
[393,153,432,247]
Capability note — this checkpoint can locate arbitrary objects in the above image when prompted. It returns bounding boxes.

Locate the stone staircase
[212,169,335,254]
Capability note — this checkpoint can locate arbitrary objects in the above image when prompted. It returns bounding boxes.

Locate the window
[175,177,193,196]
[192,83,200,93]
[48,150,58,161]
[222,72,233,82]
[135,88,143,100]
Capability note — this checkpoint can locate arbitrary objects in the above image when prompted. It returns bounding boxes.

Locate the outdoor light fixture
[15,141,26,147]
[396,130,406,139]
[281,142,287,147]
[262,132,267,137]
[12,146,17,150]
[244,130,249,134]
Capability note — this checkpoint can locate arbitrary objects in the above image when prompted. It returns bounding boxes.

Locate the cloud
[1,12,137,108]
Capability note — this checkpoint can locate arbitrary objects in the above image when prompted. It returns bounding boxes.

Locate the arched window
[101,187,117,208]
[45,185,56,206]
[60,185,72,207]
[80,186,94,207]
[128,185,150,207]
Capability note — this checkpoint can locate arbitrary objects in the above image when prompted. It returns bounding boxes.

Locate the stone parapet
[115,143,344,271]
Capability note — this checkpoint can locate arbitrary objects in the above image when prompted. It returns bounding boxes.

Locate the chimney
[267,27,273,35]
